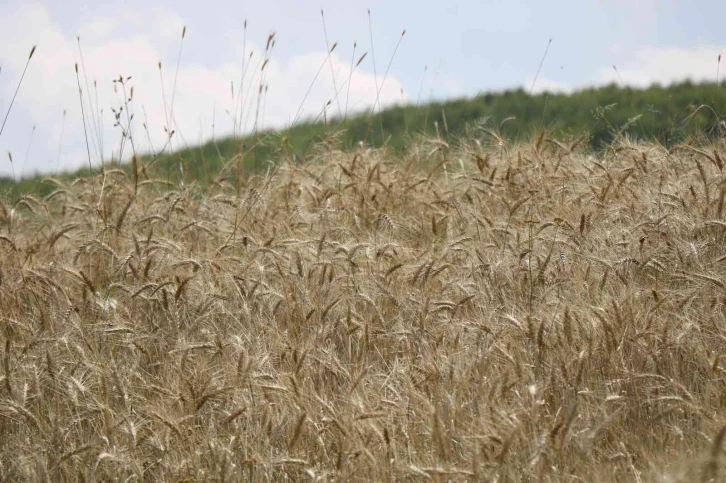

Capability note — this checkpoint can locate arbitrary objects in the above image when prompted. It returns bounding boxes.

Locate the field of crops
[2,134,726,481]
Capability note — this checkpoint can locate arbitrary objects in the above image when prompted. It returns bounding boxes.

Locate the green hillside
[2,80,725,197]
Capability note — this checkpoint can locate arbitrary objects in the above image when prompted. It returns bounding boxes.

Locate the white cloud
[526,45,724,95]
[598,45,723,87]
[0,3,405,176]
[433,72,466,99]
[78,16,118,40]
[150,7,186,42]
[526,77,573,94]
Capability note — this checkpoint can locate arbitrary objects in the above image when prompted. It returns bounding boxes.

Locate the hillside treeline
[2,80,725,196]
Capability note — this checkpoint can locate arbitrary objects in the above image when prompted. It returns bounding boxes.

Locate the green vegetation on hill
[2,80,724,197]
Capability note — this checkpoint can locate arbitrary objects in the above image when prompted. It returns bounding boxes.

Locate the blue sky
[0,0,724,176]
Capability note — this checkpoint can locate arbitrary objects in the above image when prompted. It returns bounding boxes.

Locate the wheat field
[1,133,726,481]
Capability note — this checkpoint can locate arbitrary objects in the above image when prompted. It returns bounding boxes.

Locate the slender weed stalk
[321,9,342,119]
[415,65,428,108]
[311,50,368,125]
[0,45,36,140]
[343,42,357,122]
[365,10,383,144]
[20,124,35,179]
[75,63,96,198]
[77,37,103,163]
[512,38,551,140]
[7,151,15,184]
[168,26,187,130]
[529,38,551,96]
[291,42,338,127]
[366,28,405,146]
[56,109,67,174]
[367,11,380,112]
[233,19,249,138]
[613,65,636,114]
[239,36,270,133]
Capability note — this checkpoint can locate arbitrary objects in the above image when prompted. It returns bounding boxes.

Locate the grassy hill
[1,79,724,198]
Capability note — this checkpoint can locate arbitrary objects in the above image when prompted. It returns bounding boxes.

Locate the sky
[0,0,724,177]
